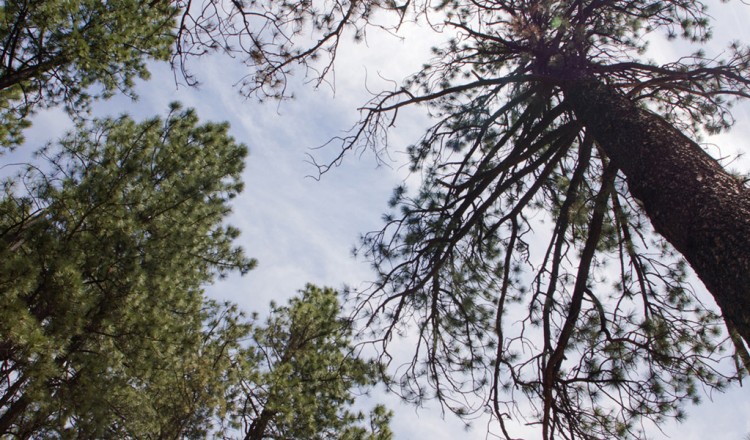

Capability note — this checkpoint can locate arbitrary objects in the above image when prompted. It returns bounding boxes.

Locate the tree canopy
[234,284,393,440]
[232,0,750,438]
[0,0,178,147]
[0,0,400,436]
[0,104,254,437]
[0,105,393,439]
[2,0,750,438]
[0,0,381,148]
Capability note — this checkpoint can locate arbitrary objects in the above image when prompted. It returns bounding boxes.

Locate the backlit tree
[278,0,750,438]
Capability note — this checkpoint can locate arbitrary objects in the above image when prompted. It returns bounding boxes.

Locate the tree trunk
[244,407,275,440]
[0,395,29,436]
[564,77,750,345]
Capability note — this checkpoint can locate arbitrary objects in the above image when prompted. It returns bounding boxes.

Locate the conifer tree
[0,105,254,437]
[0,0,177,147]
[237,285,392,440]
[226,0,750,438]
[333,1,750,438]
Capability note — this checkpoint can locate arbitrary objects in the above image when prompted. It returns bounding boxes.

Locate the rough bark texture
[565,77,750,345]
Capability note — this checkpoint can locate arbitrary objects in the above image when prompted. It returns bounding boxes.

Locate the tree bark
[244,407,275,440]
[0,58,63,91]
[564,77,750,345]
[0,394,29,436]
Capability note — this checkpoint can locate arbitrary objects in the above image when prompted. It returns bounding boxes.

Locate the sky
[12,1,750,438]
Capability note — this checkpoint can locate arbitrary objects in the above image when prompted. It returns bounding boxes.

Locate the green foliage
[0,105,255,437]
[0,0,177,148]
[0,0,388,149]
[235,284,393,440]
[4,0,745,438]
[0,0,401,437]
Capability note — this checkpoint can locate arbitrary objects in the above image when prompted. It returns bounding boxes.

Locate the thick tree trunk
[564,77,750,345]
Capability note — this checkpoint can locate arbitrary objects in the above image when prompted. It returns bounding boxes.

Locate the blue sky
[13,1,750,438]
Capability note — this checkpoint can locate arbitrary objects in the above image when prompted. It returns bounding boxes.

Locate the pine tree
[0,104,254,437]
[0,0,177,147]
[0,0,376,147]
[235,285,393,440]
[231,0,750,438]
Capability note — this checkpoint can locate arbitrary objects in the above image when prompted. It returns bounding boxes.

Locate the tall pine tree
[222,0,750,438]
[0,105,254,437]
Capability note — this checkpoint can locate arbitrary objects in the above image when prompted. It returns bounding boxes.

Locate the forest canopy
[1,0,750,439]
